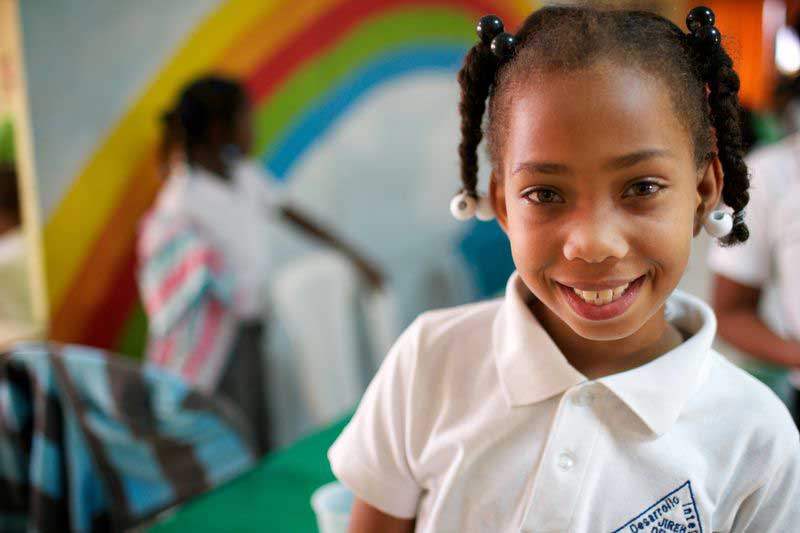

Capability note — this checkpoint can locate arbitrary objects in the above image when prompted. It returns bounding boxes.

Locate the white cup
[311,481,354,533]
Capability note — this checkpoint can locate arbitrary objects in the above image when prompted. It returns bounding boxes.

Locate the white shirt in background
[329,272,800,532]
[708,133,800,384]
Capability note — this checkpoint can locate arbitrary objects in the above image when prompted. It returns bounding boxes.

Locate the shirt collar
[598,290,716,436]
[493,272,716,437]
[492,272,587,407]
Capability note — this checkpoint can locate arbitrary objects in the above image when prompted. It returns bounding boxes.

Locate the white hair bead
[704,210,733,238]
[450,192,477,220]
[475,194,495,221]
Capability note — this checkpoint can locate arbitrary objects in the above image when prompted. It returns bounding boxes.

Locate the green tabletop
[149,415,351,533]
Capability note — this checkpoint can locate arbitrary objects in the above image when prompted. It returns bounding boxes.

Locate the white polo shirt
[328,272,800,532]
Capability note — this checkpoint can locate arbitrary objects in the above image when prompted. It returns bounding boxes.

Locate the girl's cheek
[509,213,558,256]
[630,204,694,269]
[622,190,695,237]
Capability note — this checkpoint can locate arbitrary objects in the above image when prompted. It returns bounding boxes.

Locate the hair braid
[160,109,183,173]
[160,75,246,173]
[457,43,500,195]
[691,37,750,244]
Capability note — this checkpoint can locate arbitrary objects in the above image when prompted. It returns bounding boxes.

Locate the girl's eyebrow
[512,149,673,177]
[512,161,570,176]
[604,149,673,171]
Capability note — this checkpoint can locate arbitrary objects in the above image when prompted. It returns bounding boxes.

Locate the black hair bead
[695,25,721,47]
[490,32,516,60]
[686,6,715,33]
[477,15,504,45]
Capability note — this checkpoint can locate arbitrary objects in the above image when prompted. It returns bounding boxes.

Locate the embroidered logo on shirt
[612,480,703,533]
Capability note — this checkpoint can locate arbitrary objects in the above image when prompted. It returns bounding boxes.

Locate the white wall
[19,0,220,214]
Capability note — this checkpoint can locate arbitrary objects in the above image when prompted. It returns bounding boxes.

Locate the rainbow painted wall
[25,0,532,355]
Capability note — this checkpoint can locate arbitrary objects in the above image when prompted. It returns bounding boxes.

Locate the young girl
[138,76,382,453]
[328,6,800,532]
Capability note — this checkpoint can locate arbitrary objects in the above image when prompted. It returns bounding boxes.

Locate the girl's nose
[562,208,629,263]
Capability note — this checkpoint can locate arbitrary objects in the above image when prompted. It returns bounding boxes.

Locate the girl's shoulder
[233,160,285,208]
[699,350,797,447]
[386,298,504,384]
[409,298,503,352]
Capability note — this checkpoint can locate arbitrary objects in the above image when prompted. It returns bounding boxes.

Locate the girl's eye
[524,188,565,204]
[624,180,664,198]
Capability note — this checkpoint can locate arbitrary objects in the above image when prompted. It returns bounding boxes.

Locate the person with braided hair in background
[709,107,800,429]
[327,6,800,532]
[137,76,383,454]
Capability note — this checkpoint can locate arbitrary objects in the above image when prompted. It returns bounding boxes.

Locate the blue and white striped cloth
[0,342,255,532]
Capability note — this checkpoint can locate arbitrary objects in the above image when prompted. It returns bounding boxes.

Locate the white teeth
[572,283,630,306]
[599,289,613,304]
[613,284,628,298]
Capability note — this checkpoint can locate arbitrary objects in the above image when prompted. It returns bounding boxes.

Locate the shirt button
[557,452,575,471]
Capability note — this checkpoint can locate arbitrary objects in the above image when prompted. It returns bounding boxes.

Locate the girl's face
[491,62,722,342]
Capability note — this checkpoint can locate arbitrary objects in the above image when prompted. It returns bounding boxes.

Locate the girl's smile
[557,274,646,321]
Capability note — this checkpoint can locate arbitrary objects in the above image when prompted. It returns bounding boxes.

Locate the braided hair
[457,6,750,245]
[457,41,501,196]
[160,75,247,175]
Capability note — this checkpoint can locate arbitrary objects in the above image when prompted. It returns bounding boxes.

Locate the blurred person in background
[0,117,32,325]
[774,73,800,134]
[137,75,383,453]
[709,73,800,426]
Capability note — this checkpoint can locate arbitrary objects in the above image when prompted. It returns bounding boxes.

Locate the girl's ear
[489,172,509,233]
[693,155,724,236]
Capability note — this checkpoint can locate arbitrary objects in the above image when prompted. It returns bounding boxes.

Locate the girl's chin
[560,317,646,342]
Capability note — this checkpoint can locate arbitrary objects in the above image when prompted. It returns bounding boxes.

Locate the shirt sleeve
[327,321,422,519]
[235,160,286,210]
[707,155,773,288]
[138,224,233,336]
[730,443,800,532]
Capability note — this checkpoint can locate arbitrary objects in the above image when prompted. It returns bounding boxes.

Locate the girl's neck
[530,300,684,380]
[188,148,230,181]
